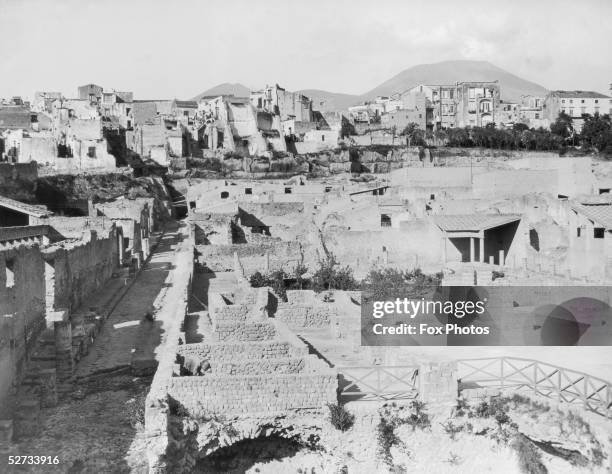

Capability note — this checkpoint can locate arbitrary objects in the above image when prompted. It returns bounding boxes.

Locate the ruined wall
[275,301,335,329]
[0,245,46,414]
[239,202,304,217]
[196,241,302,273]
[190,213,233,245]
[167,371,337,416]
[177,340,307,362]
[42,227,119,312]
[210,321,276,342]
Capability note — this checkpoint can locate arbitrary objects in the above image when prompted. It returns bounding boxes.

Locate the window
[569,100,573,104]
[380,214,391,227]
[321,135,325,142]
[535,113,540,119]
[595,100,599,104]
[581,99,585,104]
[189,201,196,209]
[220,191,229,199]
[562,100,565,104]
[577,227,581,237]
[87,146,96,158]
[430,194,435,200]
[5,259,15,288]
[284,187,292,194]
[245,188,252,195]
[325,186,332,193]
[594,228,605,239]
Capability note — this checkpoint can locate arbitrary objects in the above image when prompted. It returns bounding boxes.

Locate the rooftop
[571,203,612,229]
[0,195,51,218]
[434,214,521,232]
[551,90,610,99]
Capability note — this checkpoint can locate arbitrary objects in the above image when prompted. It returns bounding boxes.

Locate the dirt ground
[4,374,150,474]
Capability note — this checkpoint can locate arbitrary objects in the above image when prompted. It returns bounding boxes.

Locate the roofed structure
[434,214,521,232]
[571,203,612,229]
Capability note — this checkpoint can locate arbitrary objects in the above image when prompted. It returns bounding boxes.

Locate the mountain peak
[361,60,547,102]
[192,83,251,101]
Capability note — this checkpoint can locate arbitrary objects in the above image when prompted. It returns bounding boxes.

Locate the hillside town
[2,81,611,172]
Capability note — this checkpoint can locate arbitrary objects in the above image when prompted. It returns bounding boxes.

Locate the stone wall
[210,321,276,342]
[196,241,302,273]
[177,340,308,362]
[42,226,119,312]
[0,245,46,415]
[239,202,304,218]
[168,371,337,416]
[275,303,334,328]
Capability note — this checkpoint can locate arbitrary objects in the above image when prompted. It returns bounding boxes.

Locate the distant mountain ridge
[192,82,251,101]
[191,61,549,111]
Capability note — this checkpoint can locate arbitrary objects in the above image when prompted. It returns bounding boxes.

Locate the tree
[362,268,442,300]
[550,112,573,139]
[401,122,422,147]
[580,113,612,152]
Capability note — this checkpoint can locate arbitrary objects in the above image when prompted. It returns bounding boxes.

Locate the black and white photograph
[1,0,612,472]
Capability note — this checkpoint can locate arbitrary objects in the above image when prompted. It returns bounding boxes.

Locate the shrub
[362,267,441,300]
[405,400,431,431]
[311,254,359,292]
[441,420,463,440]
[512,434,548,474]
[376,416,400,466]
[327,403,355,432]
[248,269,288,301]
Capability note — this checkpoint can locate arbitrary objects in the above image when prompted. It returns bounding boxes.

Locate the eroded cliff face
[186,146,425,179]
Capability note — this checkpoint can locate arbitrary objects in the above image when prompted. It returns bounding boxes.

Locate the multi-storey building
[543,90,612,131]
[250,84,313,122]
[454,81,500,127]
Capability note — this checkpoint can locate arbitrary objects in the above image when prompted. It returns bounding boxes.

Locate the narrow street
[7,221,189,473]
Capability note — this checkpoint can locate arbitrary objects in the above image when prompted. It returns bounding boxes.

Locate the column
[479,237,485,264]
[469,237,475,263]
[54,320,73,381]
[442,236,447,263]
[498,250,505,266]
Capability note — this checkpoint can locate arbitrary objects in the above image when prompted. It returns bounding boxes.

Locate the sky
[1,0,611,101]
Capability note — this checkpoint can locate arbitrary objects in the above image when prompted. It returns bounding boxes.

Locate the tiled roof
[571,203,612,229]
[0,195,50,218]
[433,214,521,232]
[552,90,610,99]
